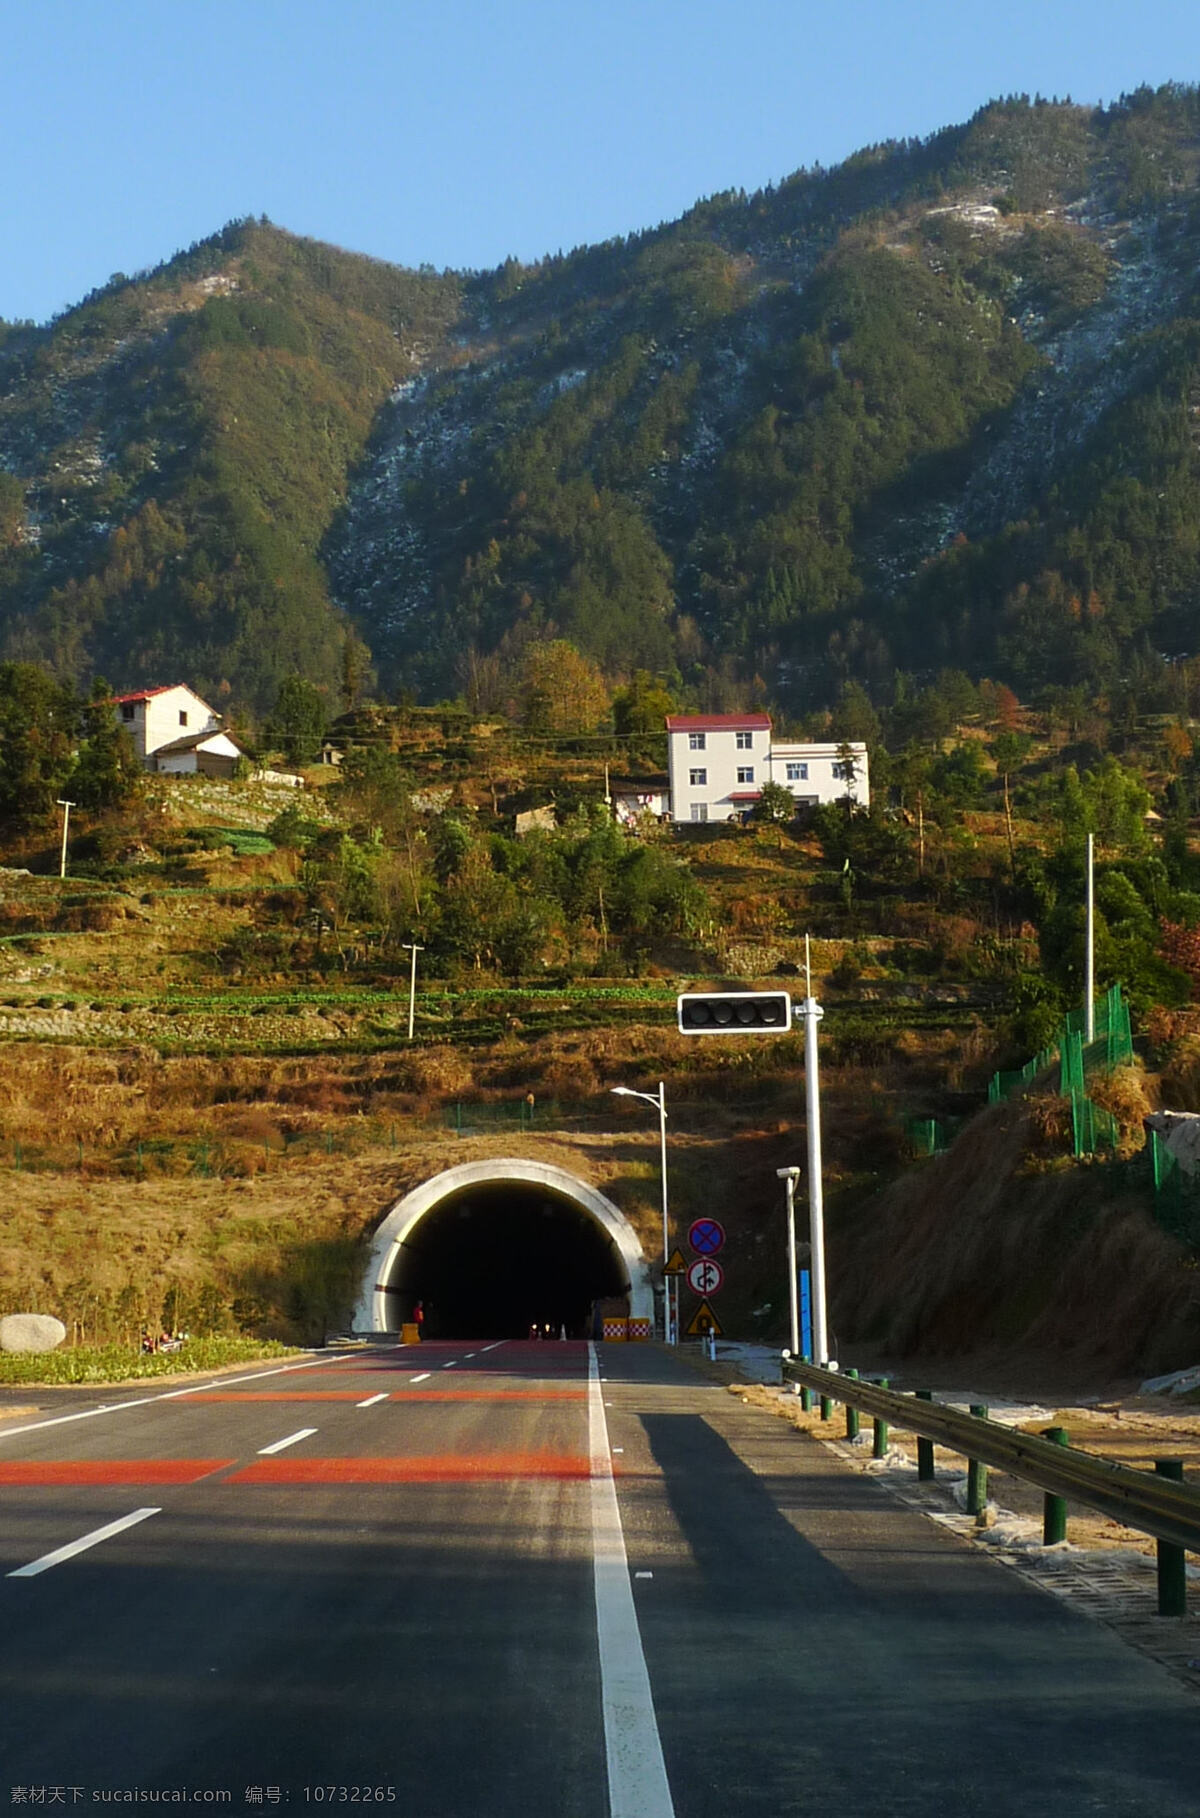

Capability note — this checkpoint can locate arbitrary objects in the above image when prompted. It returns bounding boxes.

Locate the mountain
[3,86,1200,720]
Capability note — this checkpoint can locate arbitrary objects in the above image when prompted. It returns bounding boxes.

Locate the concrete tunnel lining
[355,1158,655,1334]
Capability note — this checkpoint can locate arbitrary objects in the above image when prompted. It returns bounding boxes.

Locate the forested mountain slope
[3,87,1200,719]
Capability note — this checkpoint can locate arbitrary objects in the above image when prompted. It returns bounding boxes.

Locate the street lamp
[776,1166,802,1373]
[611,1081,674,1344]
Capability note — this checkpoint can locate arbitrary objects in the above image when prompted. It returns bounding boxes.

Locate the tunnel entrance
[356,1160,653,1339]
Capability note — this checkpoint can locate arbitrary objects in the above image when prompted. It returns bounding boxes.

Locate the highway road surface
[1,1340,1197,1816]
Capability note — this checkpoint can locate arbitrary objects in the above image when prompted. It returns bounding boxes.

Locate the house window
[786,761,808,782]
[735,730,753,750]
[737,766,754,784]
[179,710,189,727]
[832,760,855,782]
[690,803,708,823]
[689,768,707,786]
[120,703,135,722]
[688,732,706,750]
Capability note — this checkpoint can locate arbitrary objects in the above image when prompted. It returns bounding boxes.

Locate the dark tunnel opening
[384,1183,631,1339]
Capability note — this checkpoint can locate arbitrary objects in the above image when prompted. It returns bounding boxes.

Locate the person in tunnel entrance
[386,1181,631,1340]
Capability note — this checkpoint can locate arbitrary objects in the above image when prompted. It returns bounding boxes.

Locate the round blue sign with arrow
[688,1217,726,1257]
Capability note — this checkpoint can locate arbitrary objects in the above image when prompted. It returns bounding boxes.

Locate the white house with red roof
[111,684,245,778]
[665,713,868,823]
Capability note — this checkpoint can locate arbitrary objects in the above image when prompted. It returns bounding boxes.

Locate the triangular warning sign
[685,1298,723,1338]
[663,1247,687,1275]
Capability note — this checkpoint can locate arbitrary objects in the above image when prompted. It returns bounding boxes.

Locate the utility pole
[802,935,831,1366]
[401,942,424,1042]
[56,800,75,881]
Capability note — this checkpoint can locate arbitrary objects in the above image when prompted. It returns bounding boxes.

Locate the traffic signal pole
[802,992,830,1365]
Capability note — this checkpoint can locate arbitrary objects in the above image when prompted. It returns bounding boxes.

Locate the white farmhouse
[112,684,245,779]
[665,713,868,823]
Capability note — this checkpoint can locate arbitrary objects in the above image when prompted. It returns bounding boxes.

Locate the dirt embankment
[830,1092,1200,1386]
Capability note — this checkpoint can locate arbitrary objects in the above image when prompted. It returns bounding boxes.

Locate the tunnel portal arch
[355,1158,654,1336]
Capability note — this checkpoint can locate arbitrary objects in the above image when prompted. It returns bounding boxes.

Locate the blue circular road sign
[688,1217,725,1257]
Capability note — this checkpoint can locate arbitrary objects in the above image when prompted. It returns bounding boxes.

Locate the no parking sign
[688,1217,725,1257]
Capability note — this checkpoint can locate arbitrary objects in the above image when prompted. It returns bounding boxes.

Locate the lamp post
[611,1081,673,1344]
[56,800,75,881]
[776,1166,802,1375]
[400,941,423,1042]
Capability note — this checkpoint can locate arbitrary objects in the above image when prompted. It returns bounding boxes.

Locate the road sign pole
[800,1269,812,1362]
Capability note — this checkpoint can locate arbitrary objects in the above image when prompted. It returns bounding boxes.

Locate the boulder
[0,1313,67,1354]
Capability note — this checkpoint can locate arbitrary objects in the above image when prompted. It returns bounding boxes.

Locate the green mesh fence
[1059,986,1133,1098]
[986,986,1133,1159]
[1069,1090,1118,1159]
[1148,1129,1200,1247]
[903,1117,958,1157]
[988,1044,1057,1105]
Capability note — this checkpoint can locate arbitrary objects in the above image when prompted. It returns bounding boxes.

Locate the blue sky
[3,0,1199,323]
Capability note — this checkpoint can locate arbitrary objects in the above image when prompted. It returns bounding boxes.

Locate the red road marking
[224,1452,593,1484]
[0,1460,233,1485]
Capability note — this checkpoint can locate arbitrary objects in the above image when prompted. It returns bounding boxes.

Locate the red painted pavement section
[0,1460,234,1485]
[224,1452,594,1484]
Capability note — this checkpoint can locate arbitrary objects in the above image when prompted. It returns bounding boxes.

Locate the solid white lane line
[356,1393,388,1409]
[257,1427,318,1456]
[7,1507,161,1579]
[409,1373,431,1384]
[588,1344,674,1818]
[0,1349,357,1444]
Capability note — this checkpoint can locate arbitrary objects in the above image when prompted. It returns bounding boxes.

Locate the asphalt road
[1,1341,1197,1817]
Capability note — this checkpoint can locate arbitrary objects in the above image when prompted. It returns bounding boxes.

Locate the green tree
[0,664,76,825]
[69,682,142,811]
[752,779,797,829]
[612,671,676,737]
[269,675,328,765]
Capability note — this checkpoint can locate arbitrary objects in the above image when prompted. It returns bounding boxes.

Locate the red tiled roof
[110,685,183,704]
[728,790,763,801]
[666,713,772,732]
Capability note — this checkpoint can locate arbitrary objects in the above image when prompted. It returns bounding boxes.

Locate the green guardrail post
[916,1389,935,1481]
[819,1388,833,1421]
[873,1379,889,1459]
[1043,1427,1069,1544]
[845,1369,860,1440]
[1155,1460,1187,1616]
[800,1383,813,1413]
[967,1406,989,1516]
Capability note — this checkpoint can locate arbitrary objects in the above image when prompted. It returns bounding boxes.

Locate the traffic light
[677,990,792,1035]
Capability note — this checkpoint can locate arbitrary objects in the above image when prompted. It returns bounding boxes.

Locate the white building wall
[767,742,869,807]
[155,732,243,775]
[666,720,868,820]
[667,723,770,822]
[115,686,221,766]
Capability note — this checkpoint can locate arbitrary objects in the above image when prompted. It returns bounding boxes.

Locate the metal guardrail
[781,1357,1199,1613]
